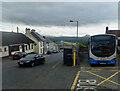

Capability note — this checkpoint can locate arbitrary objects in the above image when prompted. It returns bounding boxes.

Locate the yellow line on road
[70,71,80,91]
[87,71,120,86]
[97,71,120,86]
[87,71,105,79]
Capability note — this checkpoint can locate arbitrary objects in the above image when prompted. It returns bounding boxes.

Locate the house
[106,26,120,37]
[25,28,46,54]
[44,36,58,52]
[0,31,35,57]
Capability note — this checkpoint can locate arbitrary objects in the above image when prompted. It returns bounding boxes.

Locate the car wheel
[31,62,35,67]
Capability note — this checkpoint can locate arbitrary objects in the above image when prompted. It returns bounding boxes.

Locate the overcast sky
[1,2,118,37]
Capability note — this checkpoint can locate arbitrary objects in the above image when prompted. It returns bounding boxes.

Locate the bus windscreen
[91,36,115,57]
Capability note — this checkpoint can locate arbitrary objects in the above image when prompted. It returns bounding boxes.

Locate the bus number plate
[100,63,106,64]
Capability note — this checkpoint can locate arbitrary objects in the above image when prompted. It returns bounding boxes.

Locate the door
[22,45,25,52]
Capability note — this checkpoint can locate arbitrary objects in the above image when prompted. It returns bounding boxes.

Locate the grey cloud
[2,2,118,27]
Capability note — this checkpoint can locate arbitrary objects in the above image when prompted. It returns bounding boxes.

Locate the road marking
[70,71,80,91]
[87,71,120,86]
[82,70,120,72]
[52,61,61,69]
[97,71,120,86]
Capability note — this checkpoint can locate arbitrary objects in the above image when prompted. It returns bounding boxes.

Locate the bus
[88,34,116,65]
[117,37,120,54]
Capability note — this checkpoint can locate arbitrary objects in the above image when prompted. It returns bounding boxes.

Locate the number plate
[100,63,106,64]
[20,62,23,64]
[101,58,106,60]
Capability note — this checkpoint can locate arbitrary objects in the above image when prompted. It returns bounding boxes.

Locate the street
[2,53,80,90]
[2,52,120,91]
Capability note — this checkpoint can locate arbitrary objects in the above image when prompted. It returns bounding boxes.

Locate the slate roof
[0,31,34,46]
[106,30,120,37]
[44,37,53,43]
[31,32,46,42]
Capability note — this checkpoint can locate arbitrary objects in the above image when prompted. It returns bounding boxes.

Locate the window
[26,45,28,50]
[0,48,2,52]
[29,44,30,50]
[41,49,42,53]
[31,45,33,49]
[4,48,7,52]
[11,46,19,52]
[40,42,42,47]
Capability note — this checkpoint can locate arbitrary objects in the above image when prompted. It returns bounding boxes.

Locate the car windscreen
[24,54,36,59]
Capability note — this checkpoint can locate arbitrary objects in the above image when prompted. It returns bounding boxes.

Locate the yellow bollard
[73,51,76,66]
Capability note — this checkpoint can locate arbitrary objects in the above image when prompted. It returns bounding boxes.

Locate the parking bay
[71,54,120,91]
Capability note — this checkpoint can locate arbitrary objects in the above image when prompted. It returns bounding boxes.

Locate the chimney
[106,26,109,34]
[26,28,30,34]
[17,26,19,33]
[43,36,45,38]
[31,29,35,32]
[106,26,109,31]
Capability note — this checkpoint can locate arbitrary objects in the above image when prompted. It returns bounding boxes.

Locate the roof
[106,30,120,37]
[0,31,34,46]
[91,34,116,37]
[44,37,53,43]
[31,32,46,42]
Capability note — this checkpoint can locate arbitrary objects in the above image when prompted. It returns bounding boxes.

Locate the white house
[25,28,46,54]
[44,37,58,52]
[0,31,35,57]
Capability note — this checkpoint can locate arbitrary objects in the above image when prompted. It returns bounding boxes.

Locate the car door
[34,55,39,65]
[37,55,42,64]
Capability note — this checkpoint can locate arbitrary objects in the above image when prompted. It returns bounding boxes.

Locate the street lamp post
[70,20,79,40]
[70,20,79,66]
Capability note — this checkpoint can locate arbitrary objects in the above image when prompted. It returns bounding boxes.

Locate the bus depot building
[0,31,35,58]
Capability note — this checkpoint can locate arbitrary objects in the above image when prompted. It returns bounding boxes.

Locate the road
[2,53,80,90]
[73,53,120,91]
[2,52,120,91]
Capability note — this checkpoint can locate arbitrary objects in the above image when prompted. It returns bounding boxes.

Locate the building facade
[25,28,46,54]
[0,31,35,57]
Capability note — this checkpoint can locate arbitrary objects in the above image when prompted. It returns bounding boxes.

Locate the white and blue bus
[117,37,120,54]
[89,34,116,65]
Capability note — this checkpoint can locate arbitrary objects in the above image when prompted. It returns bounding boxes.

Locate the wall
[0,46,9,57]
[39,42,44,54]
[24,43,34,53]
[48,43,58,51]
[25,32,44,54]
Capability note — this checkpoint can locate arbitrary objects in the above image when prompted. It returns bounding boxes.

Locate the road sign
[61,40,64,45]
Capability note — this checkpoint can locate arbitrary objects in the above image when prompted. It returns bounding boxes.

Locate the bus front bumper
[89,58,116,65]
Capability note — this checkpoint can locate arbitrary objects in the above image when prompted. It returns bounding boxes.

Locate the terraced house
[25,28,46,54]
[0,31,35,57]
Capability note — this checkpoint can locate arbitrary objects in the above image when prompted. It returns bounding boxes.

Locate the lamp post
[69,20,79,39]
[70,20,79,66]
